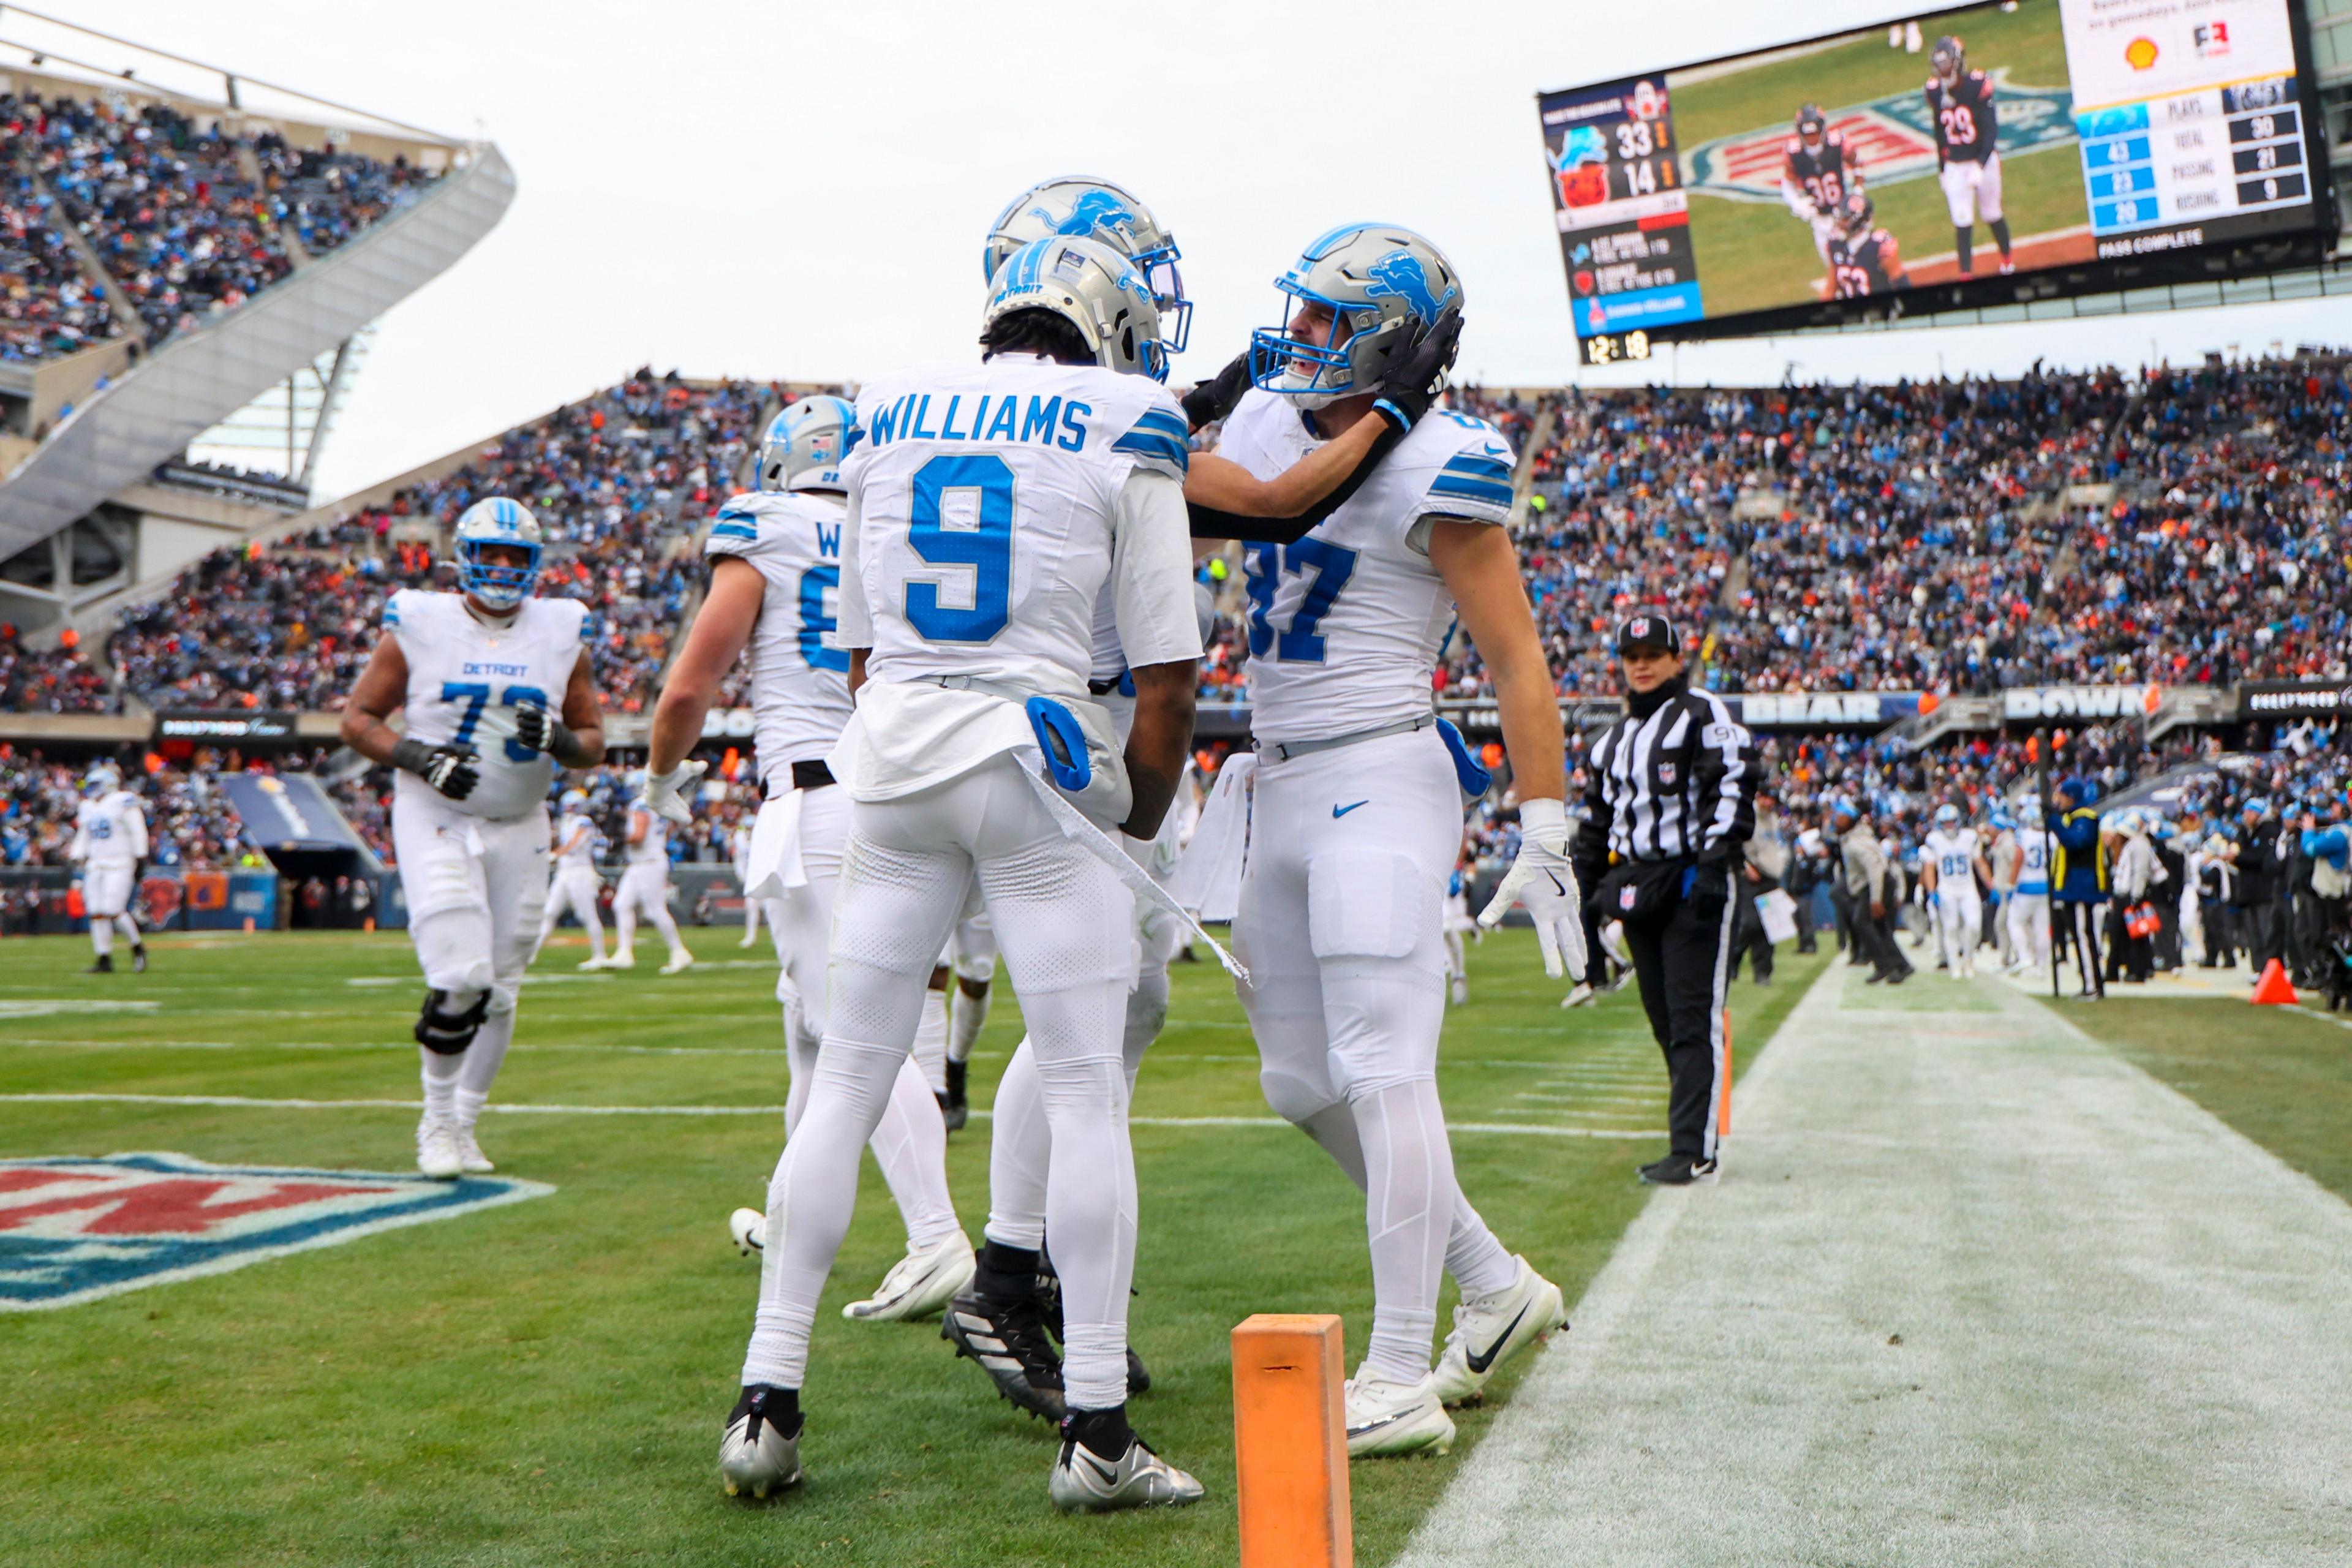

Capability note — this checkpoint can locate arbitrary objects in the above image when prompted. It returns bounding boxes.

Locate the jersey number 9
[905,454,1014,643]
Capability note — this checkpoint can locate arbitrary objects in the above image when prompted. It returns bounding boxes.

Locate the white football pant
[2006,890,2050,974]
[82,863,139,955]
[1933,887,1983,974]
[613,862,686,963]
[537,867,606,961]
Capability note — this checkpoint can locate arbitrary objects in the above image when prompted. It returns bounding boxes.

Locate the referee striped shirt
[1574,680,1758,867]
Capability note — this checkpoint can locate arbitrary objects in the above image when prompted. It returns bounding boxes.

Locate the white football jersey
[554,811,597,872]
[834,353,1200,799]
[704,489,855,780]
[1925,827,1980,888]
[1215,391,1515,744]
[75,790,146,866]
[624,808,668,867]
[2016,827,2052,891]
[385,589,587,822]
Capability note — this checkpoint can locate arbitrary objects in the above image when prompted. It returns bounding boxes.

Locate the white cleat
[1431,1255,1568,1406]
[415,1116,462,1181]
[1449,976,1469,1006]
[843,1231,976,1322]
[718,1387,802,1499]
[738,933,760,949]
[451,1125,495,1175]
[1345,1373,1455,1457]
[1562,981,1596,1008]
[578,955,612,971]
[729,1207,767,1257]
[607,951,637,970]
[1049,1434,1205,1513]
[660,951,696,976]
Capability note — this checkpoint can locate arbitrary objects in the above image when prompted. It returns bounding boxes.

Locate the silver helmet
[982,176,1189,353]
[1250,222,1463,409]
[451,497,543,610]
[982,235,1169,382]
[758,395,855,493]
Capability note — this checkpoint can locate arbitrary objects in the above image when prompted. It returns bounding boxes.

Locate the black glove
[1684,861,1731,922]
[512,700,577,765]
[391,738,480,802]
[1371,309,1464,433]
[1180,350,1253,431]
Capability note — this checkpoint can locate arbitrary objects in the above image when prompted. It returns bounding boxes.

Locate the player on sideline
[1780,103,1862,290]
[70,763,148,973]
[938,914,995,1129]
[701,235,1207,1512]
[611,780,693,973]
[340,497,604,1178]
[1921,802,1992,979]
[649,395,974,1324]
[2005,799,2054,977]
[730,806,764,948]
[1926,35,2012,277]
[1219,223,1572,1458]
[533,788,609,968]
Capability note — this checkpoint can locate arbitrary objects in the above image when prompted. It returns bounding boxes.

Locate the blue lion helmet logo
[1363,250,1456,325]
[1036,189,1136,241]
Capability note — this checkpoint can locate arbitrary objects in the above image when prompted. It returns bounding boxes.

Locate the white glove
[643,760,707,827]
[1477,797,1589,980]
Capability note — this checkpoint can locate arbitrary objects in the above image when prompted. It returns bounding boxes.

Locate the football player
[2005,798,2055,977]
[702,236,1207,1511]
[729,801,764,948]
[649,395,974,1327]
[70,763,148,974]
[1827,191,1907,298]
[611,776,693,973]
[1223,224,1572,1457]
[533,788,609,968]
[1780,102,1862,288]
[1926,35,2012,277]
[340,497,605,1178]
[1921,802,1993,979]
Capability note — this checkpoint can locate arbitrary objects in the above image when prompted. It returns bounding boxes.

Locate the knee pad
[415,987,489,1055]
[486,984,519,1018]
[1260,1064,1340,1127]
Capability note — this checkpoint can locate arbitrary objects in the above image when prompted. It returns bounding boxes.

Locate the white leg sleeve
[912,987,949,1095]
[113,912,140,941]
[89,917,111,957]
[614,892,638,957]
[1356,1080,1455,1385]
[867,1055,962,1250]
[985,1038,1049,1250]
[643,879,685,957]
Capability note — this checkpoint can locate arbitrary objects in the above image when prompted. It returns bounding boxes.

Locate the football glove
[511,698,579,765]
[643,760,707,827]
[1371,309,1464,434]
[1180,350,1252,432]
[1477,797,1589,980]
[391,739,480,802]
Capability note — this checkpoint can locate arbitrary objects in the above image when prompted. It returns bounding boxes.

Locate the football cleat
[660,951,696,976]
[941,1286,1065,1421]
[452,1125,495,1175]
[607,950,637,970]
[85,954,113,974]
[130,943,148,973]
[1638,1152,1719,1186]
[940,1059,969,1133]
[729,1207,767,1257]
[1449,975,1469,1006]
[416,1117,462,1181]
[844,1231,975,1322]
[1344,1373,1455,1457]
[577,955,612,971]
[718,1385,802,1499]
[1432,1256,1567,1406]
[1049,1432,1205,1513]
[1562,981,1596,1008]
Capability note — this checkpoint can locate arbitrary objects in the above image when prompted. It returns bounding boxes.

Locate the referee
[1572,614,1758,1185]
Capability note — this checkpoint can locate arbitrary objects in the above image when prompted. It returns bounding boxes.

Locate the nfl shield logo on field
[0,1152,553,1311]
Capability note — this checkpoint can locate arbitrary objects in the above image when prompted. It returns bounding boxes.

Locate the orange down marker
[1717,1006,1734,1138]
[1232,1313,1351,1568]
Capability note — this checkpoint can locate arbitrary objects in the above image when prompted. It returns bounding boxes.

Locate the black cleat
[1036,1250,1152,1396]
[941,1059,968,1132]
[85,954,113,974]
[130,943,147,974]
[1638,1152,1719,1186]
[941,1286,1065,1421]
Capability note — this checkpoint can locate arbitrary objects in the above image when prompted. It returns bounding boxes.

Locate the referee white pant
[742,753,1140,1412]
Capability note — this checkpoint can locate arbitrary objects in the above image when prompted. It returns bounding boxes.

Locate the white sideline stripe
[0,1093,1661,1137]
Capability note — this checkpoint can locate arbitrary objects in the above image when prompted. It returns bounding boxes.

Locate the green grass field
[0,929,1822,1568]
[2037,993,2352,1204]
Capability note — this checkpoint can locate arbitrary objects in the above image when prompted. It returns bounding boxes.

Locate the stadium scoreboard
[1541,0,2338,363]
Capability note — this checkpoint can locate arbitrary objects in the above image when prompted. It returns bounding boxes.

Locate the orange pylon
[2251,960,2298,1006]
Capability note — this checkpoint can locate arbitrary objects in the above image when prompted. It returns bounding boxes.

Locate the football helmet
[758,396,856,494]
[983,177,1189,353]
[81,762,121,797]
[983,235,1169,382]
[1934,803,1963,830]
[452,497,543,611]
[1795,103,1826,146]
[2018,799,2043,827]
[1838,190,1877,239]
[1250,223,1463,409]
[1931,35,1964,85]
[559,788,587,814]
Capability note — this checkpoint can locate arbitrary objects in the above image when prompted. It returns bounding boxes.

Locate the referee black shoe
[1638,1153,1718,1186]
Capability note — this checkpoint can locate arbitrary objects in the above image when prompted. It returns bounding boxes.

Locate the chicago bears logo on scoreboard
[0,1152,554,1311]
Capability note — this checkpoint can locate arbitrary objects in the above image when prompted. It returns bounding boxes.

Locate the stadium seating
[0,624,110,712]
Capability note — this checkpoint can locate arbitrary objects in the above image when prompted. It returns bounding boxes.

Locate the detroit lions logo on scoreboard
[0,1152,552,1311]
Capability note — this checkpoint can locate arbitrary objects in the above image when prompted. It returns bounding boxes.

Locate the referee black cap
[1615,612,1680,654]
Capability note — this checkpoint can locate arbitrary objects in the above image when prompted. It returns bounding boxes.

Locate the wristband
[1371,398,1413,434]
[390,737,434,776]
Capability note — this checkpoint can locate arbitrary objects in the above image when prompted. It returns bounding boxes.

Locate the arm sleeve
[1692,703,1758,863]
[834,485,872,650]
[1110,470,1205,669]
[1186,417,1408,543]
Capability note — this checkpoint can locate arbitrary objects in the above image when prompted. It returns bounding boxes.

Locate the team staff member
[2051,777,2109,999]
[1571,614,1757,1186]
[1830,796,1909,984]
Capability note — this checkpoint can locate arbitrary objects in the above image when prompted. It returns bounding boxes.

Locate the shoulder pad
[1109,394,1191,479]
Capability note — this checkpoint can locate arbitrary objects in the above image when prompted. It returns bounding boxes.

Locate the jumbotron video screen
[1542,0,2337,363]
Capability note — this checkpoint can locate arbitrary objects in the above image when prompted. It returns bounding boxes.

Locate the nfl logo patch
[1619,884,1637,911]
[0,1152,553,1311]
[1659,762,1678,785]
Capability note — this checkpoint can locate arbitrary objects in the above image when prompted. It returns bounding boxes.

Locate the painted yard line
[0,1092,1657,1137]
[0,1038,1012,1061]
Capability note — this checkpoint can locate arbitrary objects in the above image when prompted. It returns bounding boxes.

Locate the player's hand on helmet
[1371,309,1464,434]
[1180,350,1253,432]
[511,698,576,764]
[391,738,480,802]
[1477,797,1589,980]
[643,760,707,827]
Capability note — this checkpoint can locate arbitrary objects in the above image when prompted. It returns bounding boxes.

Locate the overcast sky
[18,0,2348,500]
